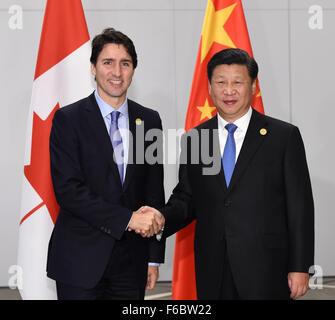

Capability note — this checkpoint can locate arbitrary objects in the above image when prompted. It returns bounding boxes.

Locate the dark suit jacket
[161,109,314,299]
[47,93,165,289]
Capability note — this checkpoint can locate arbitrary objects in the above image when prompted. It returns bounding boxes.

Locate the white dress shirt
[94,90,129,181]
[217,107,252,162]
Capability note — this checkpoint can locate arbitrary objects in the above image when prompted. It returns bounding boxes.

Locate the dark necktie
[110,111,124,184]
[222,123,237,187]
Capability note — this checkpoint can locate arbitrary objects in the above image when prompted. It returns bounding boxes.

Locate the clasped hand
[128,206,165,238]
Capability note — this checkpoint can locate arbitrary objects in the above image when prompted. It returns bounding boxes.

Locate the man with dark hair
[90,28,138,68]
[46,28,165,300]
[143,48,314,299]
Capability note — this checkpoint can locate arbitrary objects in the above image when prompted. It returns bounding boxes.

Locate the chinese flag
[17,0,94,299]
[172,0,264,300]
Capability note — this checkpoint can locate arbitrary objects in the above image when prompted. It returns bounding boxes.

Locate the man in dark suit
[46,28,165,300]
[144,48,314,299]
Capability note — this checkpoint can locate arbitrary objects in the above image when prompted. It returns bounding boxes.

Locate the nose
[112,63,121,77]
[223,83,236,95]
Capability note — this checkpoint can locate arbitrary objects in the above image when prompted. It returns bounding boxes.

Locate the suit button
[100,227,108,233]
[224,199,232,207]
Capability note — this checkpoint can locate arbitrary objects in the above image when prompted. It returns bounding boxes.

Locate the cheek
[240,88,252,100]
[127,74,133,83]
[209,92,217,105]
[210,88,221,100]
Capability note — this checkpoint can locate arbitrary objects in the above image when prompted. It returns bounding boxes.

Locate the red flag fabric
[17,0,93,299]
[172,0,264,300]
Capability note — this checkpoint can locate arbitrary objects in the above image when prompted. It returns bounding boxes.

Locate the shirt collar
[94,89,129,118]
[217,107,252,132]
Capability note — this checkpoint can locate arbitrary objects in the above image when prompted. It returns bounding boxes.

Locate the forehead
[212,64,250,78]
[98,43,132,60]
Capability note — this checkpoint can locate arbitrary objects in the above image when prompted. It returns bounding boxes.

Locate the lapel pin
[260,128,267,136]
[135,118,142,125]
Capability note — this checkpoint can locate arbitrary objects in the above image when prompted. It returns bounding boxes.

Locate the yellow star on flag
[201,2,237,63]
[197,99,216,121]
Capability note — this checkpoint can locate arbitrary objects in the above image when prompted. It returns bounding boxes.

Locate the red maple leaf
[20,104,60,225]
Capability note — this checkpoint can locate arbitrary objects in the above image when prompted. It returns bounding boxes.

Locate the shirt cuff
[148,263,160,267]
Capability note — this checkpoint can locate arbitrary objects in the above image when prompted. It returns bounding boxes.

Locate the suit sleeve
[160,133,196,238]
[145,112,166,263]
[50,109,132,240]
[284,126,314,273]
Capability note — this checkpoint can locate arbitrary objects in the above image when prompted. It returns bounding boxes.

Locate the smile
[109,80,122,85]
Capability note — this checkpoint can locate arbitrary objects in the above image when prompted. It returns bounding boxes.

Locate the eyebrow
[102,58,132,63]
[214,75,245,80]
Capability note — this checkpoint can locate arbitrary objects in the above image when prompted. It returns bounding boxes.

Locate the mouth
[108,79,122,85]
[223,99,237,106]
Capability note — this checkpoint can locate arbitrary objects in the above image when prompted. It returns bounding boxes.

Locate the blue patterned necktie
[222,123,238,187]
[110,111,124,184]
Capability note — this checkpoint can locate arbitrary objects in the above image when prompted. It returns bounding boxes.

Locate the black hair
[207,48,258,82]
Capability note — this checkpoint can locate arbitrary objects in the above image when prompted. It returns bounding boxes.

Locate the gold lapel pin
[260,128,267,136]
[135,118,142,125]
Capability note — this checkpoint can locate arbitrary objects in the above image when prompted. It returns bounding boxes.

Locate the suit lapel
[122,100,138,191]
[84,93,122,186]
[227,109,268,191]
[202,115,228,194]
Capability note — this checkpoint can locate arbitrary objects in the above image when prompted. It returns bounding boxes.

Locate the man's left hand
[288,272,309,299]
[146,265,159,290]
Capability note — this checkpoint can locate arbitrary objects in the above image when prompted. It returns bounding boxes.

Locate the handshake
[128,206,165,238]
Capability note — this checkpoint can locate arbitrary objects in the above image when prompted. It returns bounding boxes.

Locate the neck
[97,87,126,109]
[218,108,250,123]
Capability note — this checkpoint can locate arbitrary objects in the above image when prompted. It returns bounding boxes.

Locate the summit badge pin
[260,128,267,136]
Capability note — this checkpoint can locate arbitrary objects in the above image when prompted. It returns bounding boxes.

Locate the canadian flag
[17,0,94,299]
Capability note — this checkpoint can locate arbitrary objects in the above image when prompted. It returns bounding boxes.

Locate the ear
[91,63,96,76]
[208,80,212,95]
[251,79,257,95]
